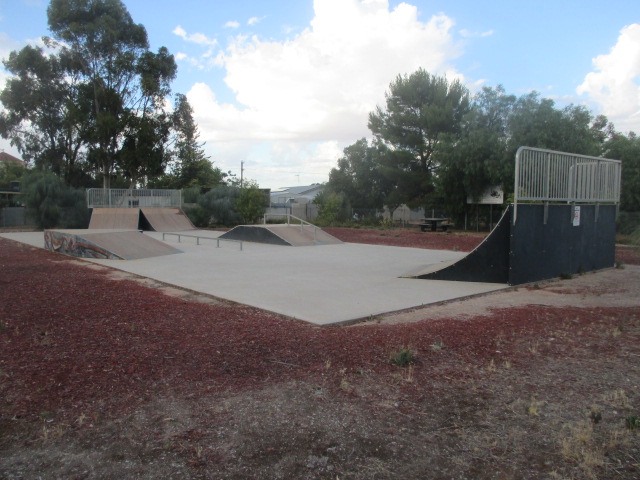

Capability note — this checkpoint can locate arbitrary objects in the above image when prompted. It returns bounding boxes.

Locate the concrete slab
[1,230,507,325]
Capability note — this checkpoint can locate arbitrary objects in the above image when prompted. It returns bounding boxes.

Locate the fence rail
[87,189,182,208]
[514,147,621,223]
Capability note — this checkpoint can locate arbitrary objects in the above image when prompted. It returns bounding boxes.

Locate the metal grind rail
[263,213,319,242]
[161,232,243,251]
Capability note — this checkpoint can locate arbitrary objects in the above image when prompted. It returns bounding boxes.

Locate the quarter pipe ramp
[407,204,617,285]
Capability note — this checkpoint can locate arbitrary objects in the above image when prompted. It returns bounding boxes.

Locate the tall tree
[326,138,389,209]
[0,42,87,186]
[171,93,223,188]
[368,68,471,209]
[438,85,516,218]
[604,132,640,212]
[47,0,177,188]
[506,92,605,156]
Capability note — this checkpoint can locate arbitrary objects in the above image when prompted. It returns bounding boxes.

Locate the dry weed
[560,421,604,479]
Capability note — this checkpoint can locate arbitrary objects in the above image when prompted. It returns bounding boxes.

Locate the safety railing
[514,147,621,223]
[263,213,318,242]
[161,232,243,251]
[87,189,182,208]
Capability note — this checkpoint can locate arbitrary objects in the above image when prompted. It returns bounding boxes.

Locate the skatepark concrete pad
[220,224,342,246]
[2,230,506,325]
[44,229,181,260]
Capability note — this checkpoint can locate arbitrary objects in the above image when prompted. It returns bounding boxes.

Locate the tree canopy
[0,0,224,191]
[326,71,635,220]
[367,69,471,210]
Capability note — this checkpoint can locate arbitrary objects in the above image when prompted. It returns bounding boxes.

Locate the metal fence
[0,207,27,227]
[514,147,621,223]
[86,189,182,208]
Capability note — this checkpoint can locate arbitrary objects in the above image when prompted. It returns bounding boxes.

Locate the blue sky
[1,0,639,188]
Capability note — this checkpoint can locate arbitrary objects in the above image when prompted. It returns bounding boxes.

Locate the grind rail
[161,232,243,251]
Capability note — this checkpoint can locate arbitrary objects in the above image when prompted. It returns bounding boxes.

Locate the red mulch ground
[1,231,640,479]
[323,227,484,251]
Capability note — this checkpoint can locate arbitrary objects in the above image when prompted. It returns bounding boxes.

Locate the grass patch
[390,348,415,367]
[625,415,640,431]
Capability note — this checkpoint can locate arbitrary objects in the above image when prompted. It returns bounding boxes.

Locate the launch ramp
[88,207,195,232]
[220,221,341,247]
[45,229,181,260]
[139,208,195,232]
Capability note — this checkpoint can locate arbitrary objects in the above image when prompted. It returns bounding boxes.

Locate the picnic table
[419,217,451,232]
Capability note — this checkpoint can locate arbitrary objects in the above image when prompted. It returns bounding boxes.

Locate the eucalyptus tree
[0,42,88,186]
[46,0,177,188]
[1,0,178,188]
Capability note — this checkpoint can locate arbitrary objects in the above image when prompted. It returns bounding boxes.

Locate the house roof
[270,185,323,196]
[0,152,26,166]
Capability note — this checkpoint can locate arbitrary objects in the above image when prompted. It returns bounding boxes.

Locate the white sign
[467,186,504,205]
[573,206,581,226]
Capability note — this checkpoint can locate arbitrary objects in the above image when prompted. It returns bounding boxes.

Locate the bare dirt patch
[1,232,639,479]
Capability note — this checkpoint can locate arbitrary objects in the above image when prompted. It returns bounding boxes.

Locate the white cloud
[182,0,464,187]
[460,29,493,38]
[224,21,240,29]
[172,25,217,46]
[577,23,640,134]
[248,16,262,26]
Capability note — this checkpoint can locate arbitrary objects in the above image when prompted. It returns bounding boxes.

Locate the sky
[0,0,639,189]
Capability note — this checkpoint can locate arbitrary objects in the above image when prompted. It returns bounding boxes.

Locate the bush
[617,211,640,235]
[235,185,266,224]
[197,185,241,226]
[390,348,415,367]
[183,203,210,228]
[313,191,350,226]
[22,171,90,229]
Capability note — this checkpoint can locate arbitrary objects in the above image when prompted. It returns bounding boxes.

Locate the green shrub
[183,203,210,228]
[626,415,640,431]
[22,171,90,229]
[390,348,415,367]
[197,185,241,226]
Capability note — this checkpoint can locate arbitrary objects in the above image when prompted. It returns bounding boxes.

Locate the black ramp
[509,204,616,285]
[413,207,511,283]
